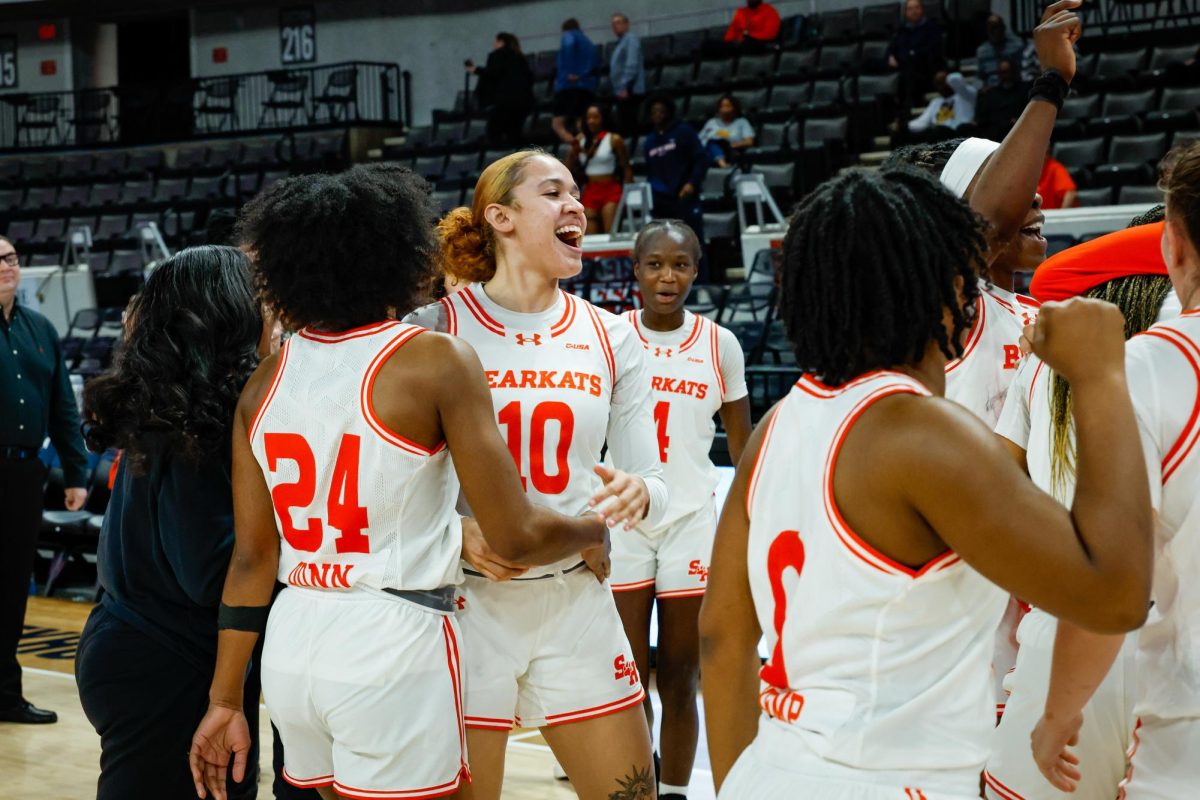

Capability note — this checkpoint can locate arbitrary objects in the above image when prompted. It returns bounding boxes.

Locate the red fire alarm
[40,59,57,76]
[38,23,57,40]
[212,47,228,64]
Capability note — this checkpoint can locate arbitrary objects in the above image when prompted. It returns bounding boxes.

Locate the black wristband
[217,603,271,633]
[1028,69,1071,111]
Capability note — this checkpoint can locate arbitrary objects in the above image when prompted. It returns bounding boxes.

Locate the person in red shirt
[723,0,780,52]
[1038,148,1078,209]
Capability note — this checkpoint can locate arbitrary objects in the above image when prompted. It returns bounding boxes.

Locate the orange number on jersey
[759,530,805,689]
[262,432,370,553]
[497,400,574,495]
[653,400,670,463]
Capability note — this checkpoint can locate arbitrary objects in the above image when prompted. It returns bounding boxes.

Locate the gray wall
[0,18,74,94]
[189,0,884,125]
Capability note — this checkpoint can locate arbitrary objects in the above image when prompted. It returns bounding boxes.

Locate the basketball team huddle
[178,3,1199,800]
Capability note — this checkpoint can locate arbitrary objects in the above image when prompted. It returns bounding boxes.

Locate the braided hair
[882,138,967,175]
[779,167,985,386]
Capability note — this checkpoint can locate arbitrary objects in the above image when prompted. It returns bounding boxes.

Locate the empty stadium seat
[1118,185,1164,204]
[1091,89,1157,136]
[5,220,34,244]
[735,53,778,84]
[94,214,131,240]
[1089,49,1148,90]
[1054,137,1106,171]
[153,178,188,202]
[89,184,121,207]
[1075,186,1115,206]
[1108,132,1169,166]
[658,63,697,91]
[777,50,818,82]
[26,187,59,209]
[32,218,67,244]
[760,83,809,120]
[818,44,860,77]
[819,8,860,43]
[120,181,153,205]
[860,2,899,40]
[695,58,734,89]
[57,185,90,207]
[803,116,849,145]
[1143,86,1200,132]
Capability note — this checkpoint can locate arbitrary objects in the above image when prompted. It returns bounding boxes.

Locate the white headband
[939,137,1001,199]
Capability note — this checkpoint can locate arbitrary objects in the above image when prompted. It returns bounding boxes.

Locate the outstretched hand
[189,704,251,800]
[590,465,649,531]
[1034,0,1083,83]
[1031,711,1084,792]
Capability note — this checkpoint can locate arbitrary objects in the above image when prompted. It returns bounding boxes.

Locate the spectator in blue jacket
[609,12,645,136]
[552,18,599,144]
[644,96,708,275]
[976,15,1025,88]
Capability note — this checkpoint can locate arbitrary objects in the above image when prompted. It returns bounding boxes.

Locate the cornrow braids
[882,138,967,175]
[1048,273,1172,496]
[779,167,985,386]
[633,219,702,263]
[1128,204,1166,228]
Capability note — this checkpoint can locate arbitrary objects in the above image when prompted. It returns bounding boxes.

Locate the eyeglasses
[0,253,18,266]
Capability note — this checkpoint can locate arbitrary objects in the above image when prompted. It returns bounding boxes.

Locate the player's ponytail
[436,148,546,285]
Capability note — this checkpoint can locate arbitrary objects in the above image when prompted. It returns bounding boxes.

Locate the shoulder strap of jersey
[707,318,727,399]
[248,337,292,443]
[582,300,616,388]
[1141,326,1200,482]
[946,295,987,375]
[359,324,444,456]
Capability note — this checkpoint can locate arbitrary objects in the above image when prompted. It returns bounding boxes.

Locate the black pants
[486,106,530,149]
[76,604,260,800]
[0,456,46,709]
[615,94,643,137]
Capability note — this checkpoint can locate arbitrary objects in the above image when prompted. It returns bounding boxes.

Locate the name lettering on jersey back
[485,369,603,397]
[759,685,804,723]
[1003,344,1021,370]
[651,375,709,400]
[287,561,354,590]
[688,559,709,582]
[614,654,640,686]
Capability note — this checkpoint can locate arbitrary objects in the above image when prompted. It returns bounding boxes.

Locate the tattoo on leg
[608,764,655,800]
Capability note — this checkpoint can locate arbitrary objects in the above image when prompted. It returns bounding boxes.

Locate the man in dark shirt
[887,0,944,127]
[976,59,1029,141]
[0,235,88,724]
[644,97,709,278]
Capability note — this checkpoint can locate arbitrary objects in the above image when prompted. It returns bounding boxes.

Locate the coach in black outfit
[0,235,88,725]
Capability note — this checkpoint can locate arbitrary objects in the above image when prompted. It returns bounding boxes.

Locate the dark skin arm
[699,406,775,790]
[718,396,752,466]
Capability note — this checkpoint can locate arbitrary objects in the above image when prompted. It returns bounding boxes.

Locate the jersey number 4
[263,432,370,554]
[497,400,573,494]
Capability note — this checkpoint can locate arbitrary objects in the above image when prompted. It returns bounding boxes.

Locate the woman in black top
[466,32,535,149]
[76,245,262,800]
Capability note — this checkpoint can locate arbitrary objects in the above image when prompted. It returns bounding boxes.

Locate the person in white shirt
[697,95,756,168]
[908,71,979,137]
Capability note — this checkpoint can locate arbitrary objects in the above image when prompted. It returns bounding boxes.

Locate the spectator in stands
[977,14,1026,88]
[76,245,262,800]
[1038,145,1079,209]
[0,235,87,727]
[552,19,599,144]
[887,0,944,127]
[610,13,646,137]
[644,96,707,271]
[698,94,756,168]
[723,0,781,53]
[565,103,634,233]
[902,71,977,142]
[466,32,536,149]
[976,59,1029,141]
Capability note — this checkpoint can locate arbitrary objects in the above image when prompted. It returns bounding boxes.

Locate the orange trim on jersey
[464,715,517,731]
[1018,293,1041,309]
[542,687,646,726]
[795,370,907,399]
[439,297,458,337]
[678,315,704,353]
[330,773,466,800]
[1143,328,1200,482]
[298,320,401,343]
[247,338,291,443]
[823,384,962,579]
[1117,716,1142,799]
[441,617,469,778]
[903,790,930,800]
[1181,308,1200,317]
[657,587,706,599]
[746,405,782,518]
[360,326,447,456]
[708,319,726,398]
[1028,359,1047,410]
[550,291,577,337]
[611,577,656,592]
[282,769,334,789]
[626,309,648,345]
[458,286,505,336]
[983,770,1027,800]
[945,296,986,375]
[584,301,617,388]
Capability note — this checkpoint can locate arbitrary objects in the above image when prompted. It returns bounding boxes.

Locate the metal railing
[1010,0,1200,35]
[0,60,403,151]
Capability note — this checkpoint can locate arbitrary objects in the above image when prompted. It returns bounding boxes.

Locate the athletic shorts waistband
[463,560,588,581]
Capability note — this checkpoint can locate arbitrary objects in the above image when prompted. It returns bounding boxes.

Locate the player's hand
[1034,0,1083,84]
[590,465,649,531]
[1028,298,1126,387]
[461,516,529,581]
[1031,711,1083,792]
[64,487,87,511]
[679,183,696,199]
[189,703,251,800]
[581,533,611,583]
[1019,323,1035,356]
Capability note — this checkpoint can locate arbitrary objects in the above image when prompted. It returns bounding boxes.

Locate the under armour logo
[653,346,673,358]
[455,596,466,611]
[514,333,543,346]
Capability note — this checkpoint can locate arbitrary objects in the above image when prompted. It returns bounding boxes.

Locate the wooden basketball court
[2,597,717,799]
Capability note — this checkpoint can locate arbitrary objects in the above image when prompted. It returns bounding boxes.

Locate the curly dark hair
[237,163,437,331]
[883,138,967,175]
[779,167,985,386]
[83,245,260,472]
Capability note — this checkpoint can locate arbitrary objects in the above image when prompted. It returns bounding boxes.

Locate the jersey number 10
[497,401,574,494]
[263,432,370,554]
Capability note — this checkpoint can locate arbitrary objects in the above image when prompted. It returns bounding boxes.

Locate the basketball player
[417,149,667,800]
[984,216,1174,800]
[187,165,609,800]
[1029,141,1200,800]
[699,166,1154,800]
[609,220,751,800]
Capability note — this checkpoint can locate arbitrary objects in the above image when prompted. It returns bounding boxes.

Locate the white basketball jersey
[412,285,666,572]
[746,371,1008,790]
[1124,311,1200,721]
[248,322,463,593]
[946,282,1040,427]
[622,310,748,528]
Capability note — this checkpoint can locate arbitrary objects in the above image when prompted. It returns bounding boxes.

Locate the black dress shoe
[0,701,57,724]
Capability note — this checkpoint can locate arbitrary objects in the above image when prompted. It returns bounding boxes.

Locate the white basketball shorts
[1117,715,1200,799]
[984,610,1136,800]
[262,587,467,800]
[611,501,716,598]
[457,565,644,731]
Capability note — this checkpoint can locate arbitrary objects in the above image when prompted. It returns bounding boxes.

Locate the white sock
[659,783,689,797]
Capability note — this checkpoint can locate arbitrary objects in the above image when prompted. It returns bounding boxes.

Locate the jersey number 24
[263,432,370,554]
